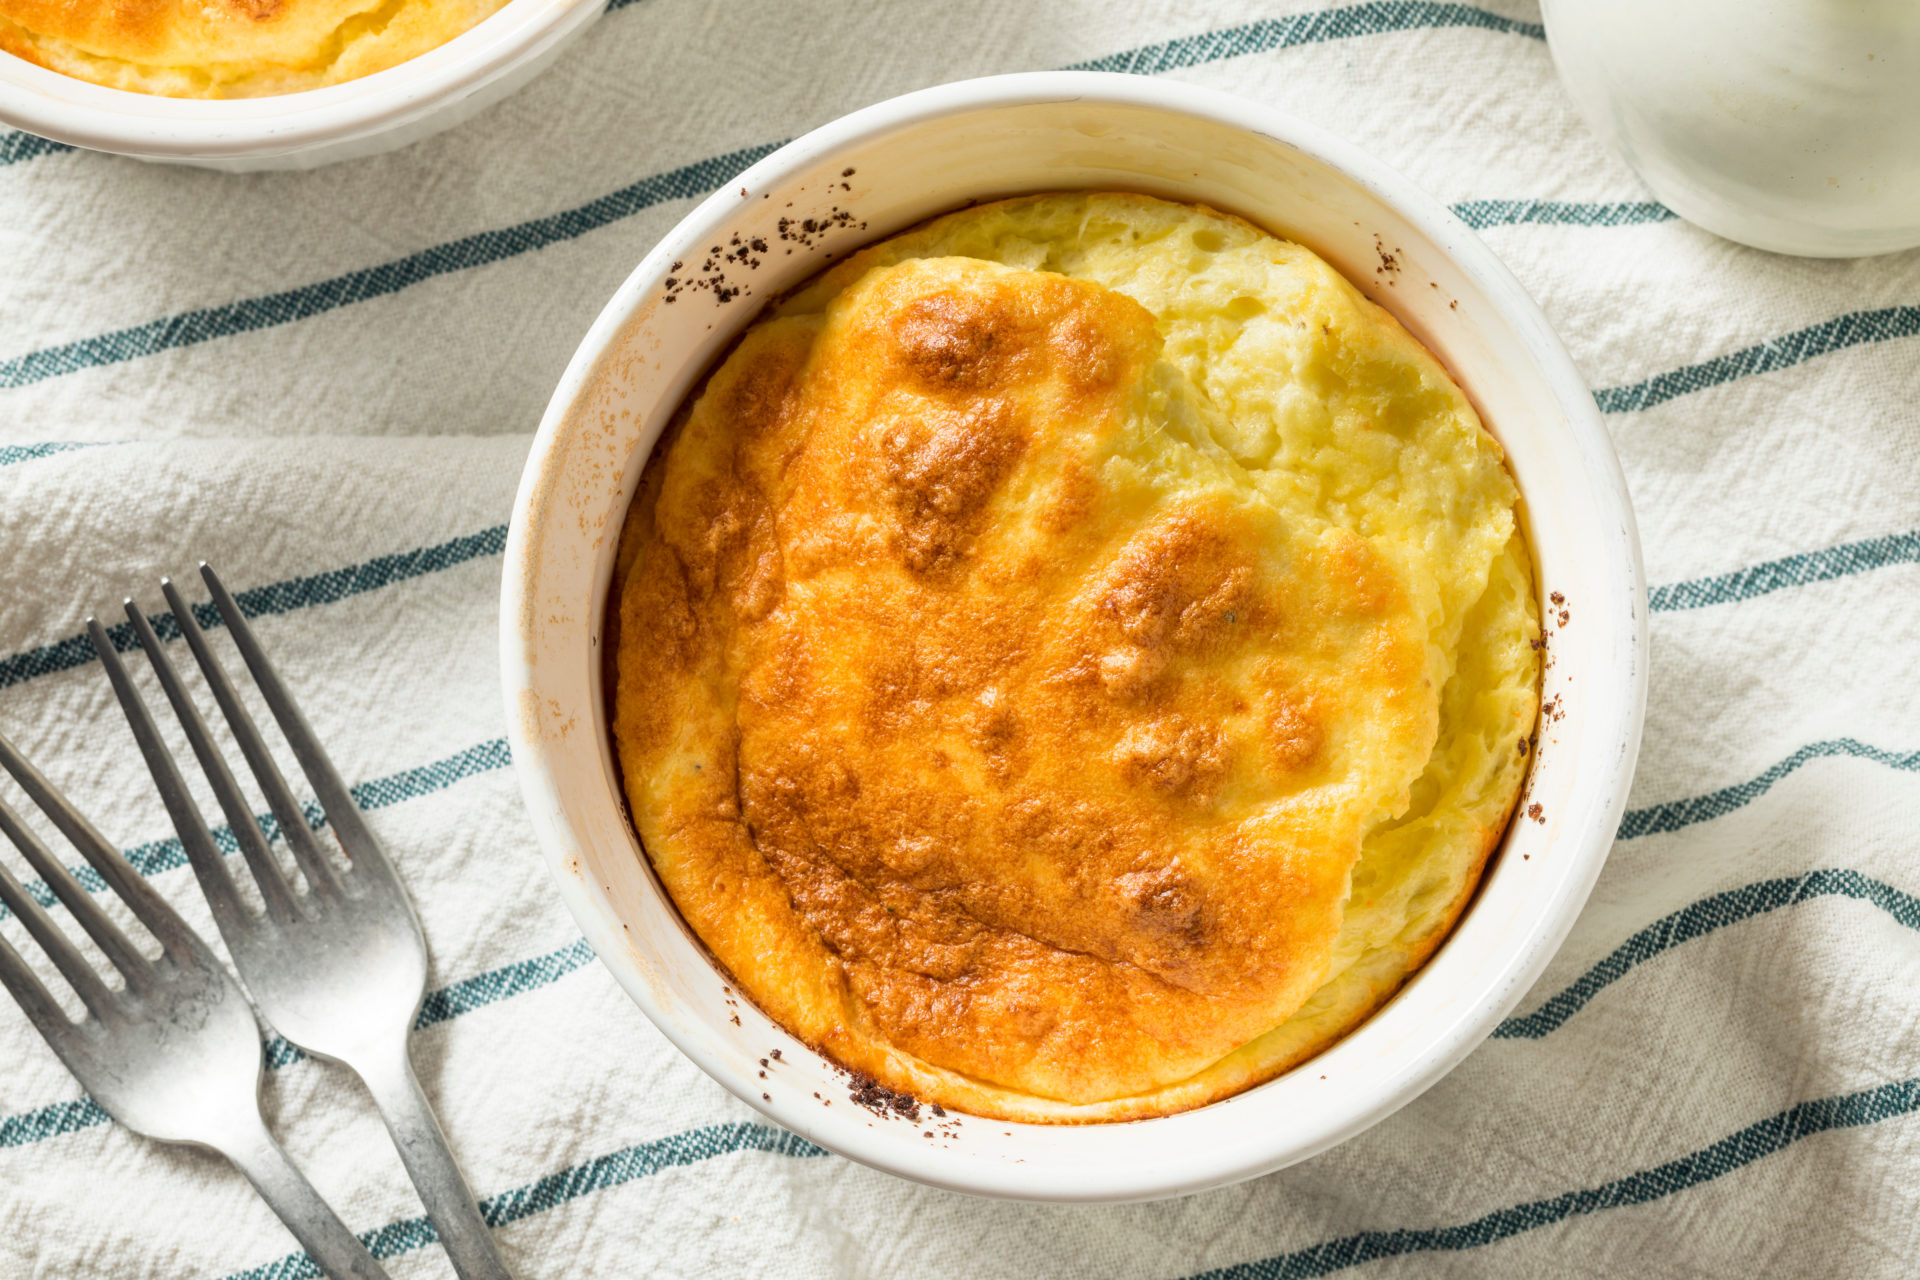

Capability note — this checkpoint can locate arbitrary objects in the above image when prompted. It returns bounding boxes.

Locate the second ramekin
[0,0,606,170]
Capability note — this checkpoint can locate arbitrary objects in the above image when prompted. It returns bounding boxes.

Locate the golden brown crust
[612,194,1539,1122]
[617,254,1441,1105]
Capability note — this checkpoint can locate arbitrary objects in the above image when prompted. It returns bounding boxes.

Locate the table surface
[1,2,1917,1277]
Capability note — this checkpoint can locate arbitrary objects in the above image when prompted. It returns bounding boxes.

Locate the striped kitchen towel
[2,1,1917,1275]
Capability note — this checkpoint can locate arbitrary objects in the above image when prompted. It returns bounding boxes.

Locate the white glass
[1544,0,1920,257]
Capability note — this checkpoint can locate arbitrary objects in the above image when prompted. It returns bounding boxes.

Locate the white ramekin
[0,0,605,170]
[501,72,1648,1203]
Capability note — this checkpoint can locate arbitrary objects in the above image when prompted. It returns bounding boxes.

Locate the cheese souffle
[608,192,1540,1123]
[0,0,508,97]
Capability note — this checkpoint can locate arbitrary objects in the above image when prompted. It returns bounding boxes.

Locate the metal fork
[0,729,387,1280]
[91,564,512,1280]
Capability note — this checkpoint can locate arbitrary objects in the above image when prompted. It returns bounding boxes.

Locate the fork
[91,564,513,1280]
[0,729,388,1280]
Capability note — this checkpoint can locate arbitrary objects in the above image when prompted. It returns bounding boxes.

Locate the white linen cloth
[2,2,1918,1275]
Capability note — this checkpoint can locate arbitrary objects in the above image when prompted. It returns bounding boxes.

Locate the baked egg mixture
[0,0,508,97]
[609,192,1540,1123]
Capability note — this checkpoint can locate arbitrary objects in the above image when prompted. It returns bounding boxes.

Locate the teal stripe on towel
[0,131,70,167]
[1618,739,1920,841]
[350,738,512,812]
[415,937,595,1027]
[0,524,505,692]
[1066,1,1542,74]
[0,1097,112,1149]
[1649,529,1920,611]
[1183,1078,1920,1279]
[1495,869,1920,1039]
[0,442,103,467]
[1594,305,1920,413]
[0,142,783,391]
[220,1123,827,1279]
[479,1123,827,1228]
[1451,199,1676,229]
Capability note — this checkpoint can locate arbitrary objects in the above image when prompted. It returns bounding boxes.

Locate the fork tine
[200,565,388,873]
[0,929,77,1048]
[0,726,186,980]
[85,619,267,933]
[120,601,307,922]
[0,804,116,1018]
[160,581,344,901]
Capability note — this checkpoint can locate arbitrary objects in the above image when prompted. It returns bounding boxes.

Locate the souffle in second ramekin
[0,0,508,97]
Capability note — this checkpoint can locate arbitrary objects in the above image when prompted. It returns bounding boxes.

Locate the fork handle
[353,1042,514,1280]
[221,1118,390,1280]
